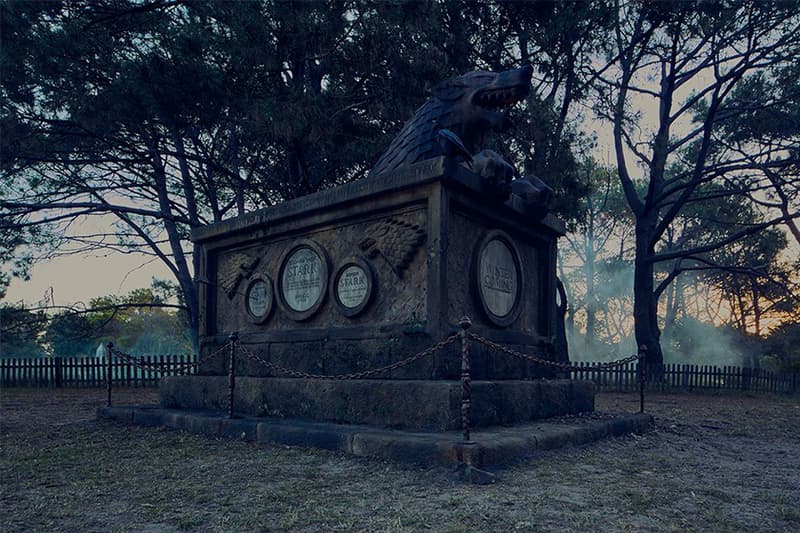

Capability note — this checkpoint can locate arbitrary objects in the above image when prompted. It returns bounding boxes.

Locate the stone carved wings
[359,218,426,279]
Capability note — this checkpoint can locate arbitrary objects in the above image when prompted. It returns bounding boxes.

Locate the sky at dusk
[5,251,173,308]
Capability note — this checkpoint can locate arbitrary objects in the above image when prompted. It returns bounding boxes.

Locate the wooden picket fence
[1,355,798,394]
[571,361,800,394]
[0,354,196,388]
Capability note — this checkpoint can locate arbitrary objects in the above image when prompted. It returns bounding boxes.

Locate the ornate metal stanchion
[638,344,647,413]
[228,332,238,419]
[106,342,114,407]
[459,316,472,443]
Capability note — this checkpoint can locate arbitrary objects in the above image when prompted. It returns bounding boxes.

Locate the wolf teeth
[476,87,523,109]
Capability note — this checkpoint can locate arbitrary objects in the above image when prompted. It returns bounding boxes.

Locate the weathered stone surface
[132,408,164,427]
[350,430,450,465]
[160,376,594,431]
[211,206,430,339]
[188,414,223,436]
[237,335,453,380]
[191,157,565,381]
[201,336,565,381]
[446,211,547,337]
[257,421,353,451]
[98,405,653,470]
[162,411,188,430]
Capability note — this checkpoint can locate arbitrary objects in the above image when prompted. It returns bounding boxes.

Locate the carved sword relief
[359,218,426,279]
[218,253,260,299]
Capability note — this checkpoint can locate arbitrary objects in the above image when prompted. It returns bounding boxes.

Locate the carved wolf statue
[369,65,553,218]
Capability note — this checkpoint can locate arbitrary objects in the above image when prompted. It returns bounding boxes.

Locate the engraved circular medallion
[338,265,368,308]
[282,248,324,312]
[331,258,374,317]
[473,230,523,327]
[277,240,329,321]
[245,275,273,324]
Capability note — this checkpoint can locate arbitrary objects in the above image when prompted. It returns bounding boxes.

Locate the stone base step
[98,405,652,472]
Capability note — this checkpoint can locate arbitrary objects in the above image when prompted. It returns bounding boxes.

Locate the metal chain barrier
[468,330,648,414]
[109,342,230,372]
[105,341,232,407]
[110,349,195,371]
[467,332,640,372]
[106,315,648,430]
[237,334,460,380]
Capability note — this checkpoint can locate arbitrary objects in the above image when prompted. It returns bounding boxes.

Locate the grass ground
[1,387,798,532]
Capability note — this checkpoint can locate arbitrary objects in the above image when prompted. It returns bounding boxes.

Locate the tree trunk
[171,127,202,350]
[662,272,683,347]
[557,259,576,343]
[751,279,762,338]
[633,216,664,374]
[147,134,200,351]
[584,210,597,355]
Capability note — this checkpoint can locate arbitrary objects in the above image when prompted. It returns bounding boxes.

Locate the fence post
[228,332,238,419]
[106,342,114,407]
[742,366,751,392]
[638,345,647,413]
[458,317,472,443]
[54,357,63,388]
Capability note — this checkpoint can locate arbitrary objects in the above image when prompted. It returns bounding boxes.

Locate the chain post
[638,344,647,413]
[459,316,473,443]
[106,342,114,407]
[228,333,238,419]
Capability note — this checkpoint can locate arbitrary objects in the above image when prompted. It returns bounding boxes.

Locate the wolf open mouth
[474,85,529,109]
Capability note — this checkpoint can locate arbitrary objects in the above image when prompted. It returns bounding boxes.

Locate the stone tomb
[161,157,594,429]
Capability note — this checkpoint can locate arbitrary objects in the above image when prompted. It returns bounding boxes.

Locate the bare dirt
[1,387,798,532]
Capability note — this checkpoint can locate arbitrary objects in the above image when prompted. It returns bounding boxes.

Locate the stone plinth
[160,376,595,431]
[192,157,566,380]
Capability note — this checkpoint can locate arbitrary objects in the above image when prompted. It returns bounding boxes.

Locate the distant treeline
[1,283,193,359]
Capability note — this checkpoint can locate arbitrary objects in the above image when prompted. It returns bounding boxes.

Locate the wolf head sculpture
[369,65,533,177]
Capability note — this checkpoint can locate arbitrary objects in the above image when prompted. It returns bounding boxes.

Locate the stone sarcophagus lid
[192,157,566,381]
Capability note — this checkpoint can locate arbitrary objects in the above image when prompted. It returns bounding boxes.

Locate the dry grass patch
[2,388,798,531]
